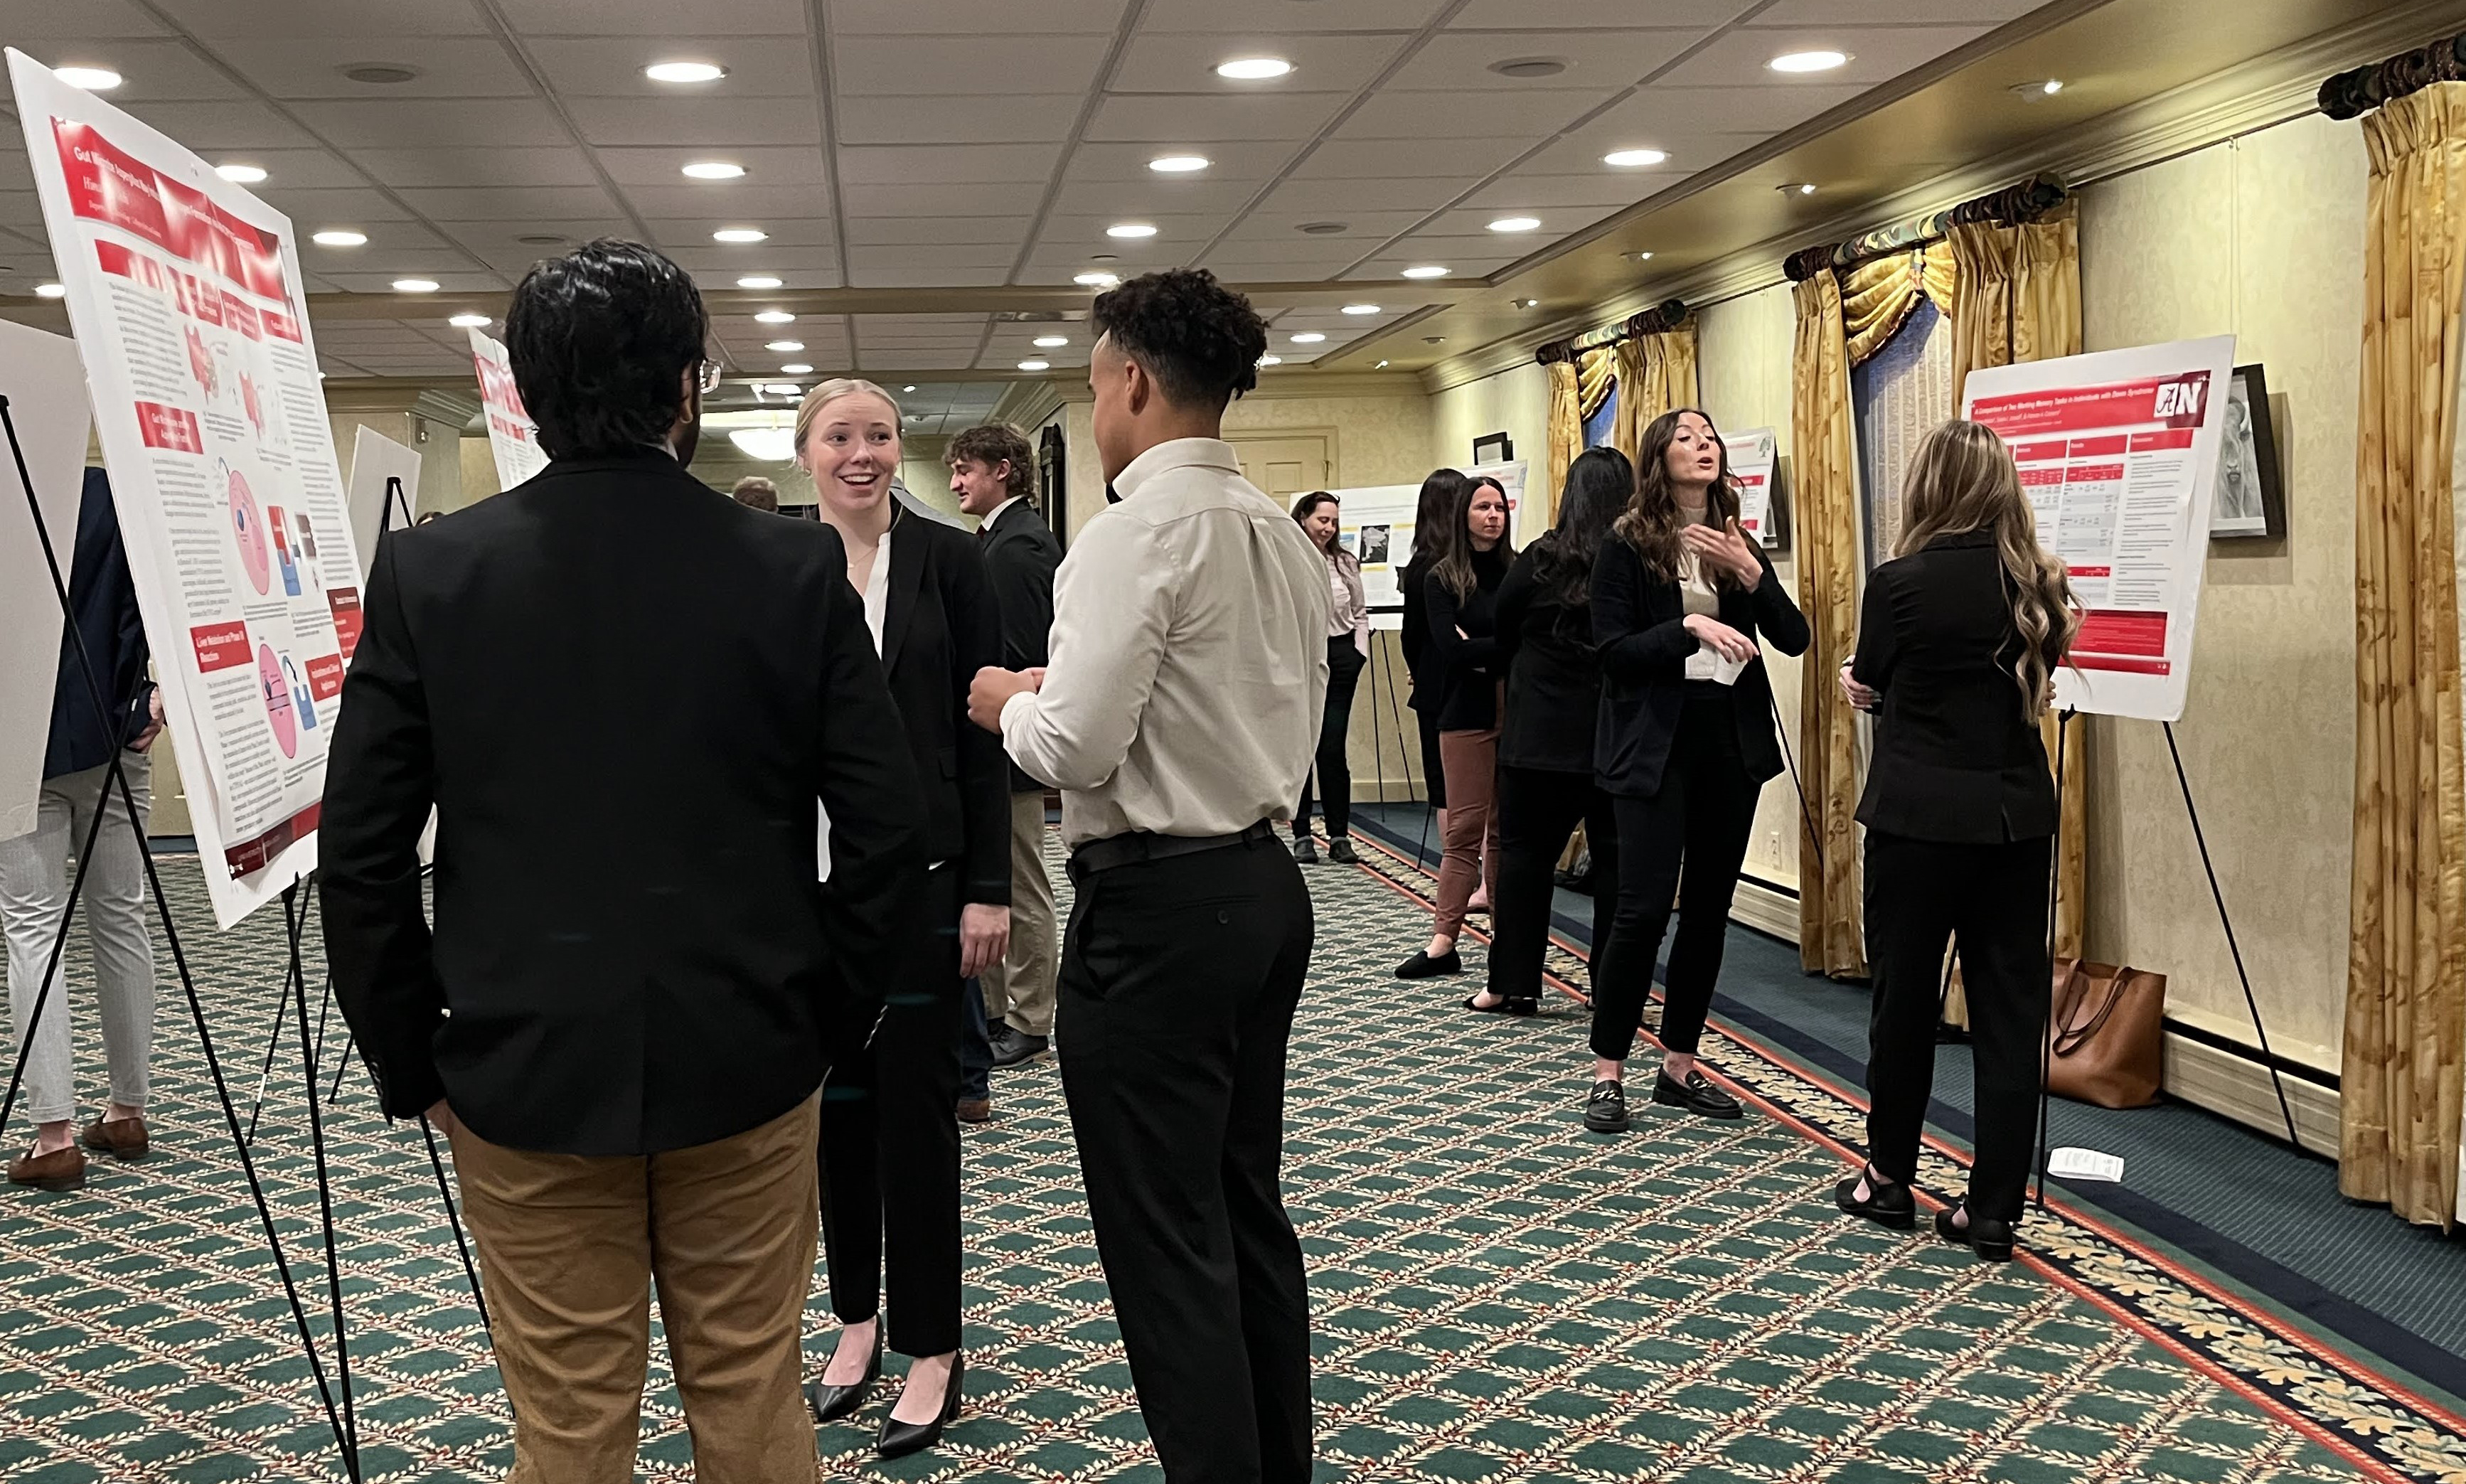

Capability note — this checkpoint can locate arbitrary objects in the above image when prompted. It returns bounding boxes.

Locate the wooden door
[1231,434,1331,501]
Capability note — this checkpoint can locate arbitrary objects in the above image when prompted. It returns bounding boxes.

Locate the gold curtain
[1611,321,1702,467]
[1943,201,2090,966]
[1841,243,1958,367]
[1792,271,1865,976]
[1543,357,1582,525]
[1575,346,1618,420]
[2345,83,2466,1227]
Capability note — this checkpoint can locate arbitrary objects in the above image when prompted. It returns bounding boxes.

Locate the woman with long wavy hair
[1835,420,2078,1263]
[1290,491,1371,864]
[1582,410,1807,1133]
[1400,469,1469,823]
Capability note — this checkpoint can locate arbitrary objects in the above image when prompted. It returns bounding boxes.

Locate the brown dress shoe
[9,1143,85,1192]
[80,1115,149,1160]
[956,1098,992,1126]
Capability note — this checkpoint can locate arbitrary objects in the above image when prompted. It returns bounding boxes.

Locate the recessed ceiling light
[343,63,420,85]
[737,274,783,289]
[448,312,490,328]
[764,339,804,352]
[1106,222,1158,239]
[1074,271,1120,287]
[217,163,267,183]
[1216,57,1293,80]
[761,383,801,397]
[1018,359,1050,371]
[1032,335,1068,348]
[780,362,813,373]
[1375,359,1390,368]
[393,278,440,293]
[34,283,65,299]
[713,228,767,243]
[1628,250,1656,261]
[516,233,570,247]
[755,309,796,324]
[1297,221,1349,235]
[1149,155,1210,174]
[54,67,122,91]
[902,385,918,393]
[1488,216,1542,233]
[1402,265,1451,279]
[312,229,368,247]
[1770,49,1849,73]
[682,161,746,180]
[1488,58,1567,79]
[1515,299,1541,309]
[1291,332,1326,344]
[1341,303,1379,316]
[2011,78,2065,100]
[1258,355,1283,366]
[646,61,727,83]
[1603,148,1668,168]
[1780,181,1818,196]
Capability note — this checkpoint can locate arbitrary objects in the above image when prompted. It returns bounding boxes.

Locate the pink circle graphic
[229,465,270,595]
[258,643,297,758]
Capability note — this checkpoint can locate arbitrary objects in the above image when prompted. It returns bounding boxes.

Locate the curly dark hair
[1089,268,1268,410]
[944,422,1036,500]
[504,238,709,460]
[1618,407,1740,584]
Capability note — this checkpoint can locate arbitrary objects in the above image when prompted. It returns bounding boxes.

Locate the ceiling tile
[0,1,171,39]
[841,215,1032,247]
[836,37,1110,97]
[352,146,600,189]
[842,181,1046,217]
[831,0,1126,33]
[643,217,838,247]
[594,146,828,188]
[490,0,808,35]
[1050,177,1261,216]
[1109,32,1410,94]
[1585,81,1867,139]
[1256,176,1460,215]
[621,183,837,217]
[1086,92,1347,144]
[1386,29,1702,92]
[1662,25,1992,88]
[835,95,1087,146]
[116,100,324,150]
[1064,140,1292,182]
[395,185,622,221]
[288,97,565,148]
[848,245,1019,271]
[206,39,535,98]
[194,147,370,190]
[1323,89,1564,142]
[1756,0,2038,21]
[253,185,422,223]
[1460,174,1655,212]
[1293,137,1530,181]
[1450,0,1738,26]
[836,144,1067,186]
[564,95,823,148]
[1138,0,1446,31]
[523,36,815,99]
[50,38,251,101]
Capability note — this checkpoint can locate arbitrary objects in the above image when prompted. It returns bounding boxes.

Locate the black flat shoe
[877,1352,964,1458]
[1935,1202,2015,1262]
[1292,836,1318,864]
[1835,1165,1916,1229]
[1583,1079,1628,1133]
[806,1329,882,1424]
[1326,838,1360,865]
[1652,1067,1743,1120]
[1461,992,1534,1016]
[1395,948,1463,979]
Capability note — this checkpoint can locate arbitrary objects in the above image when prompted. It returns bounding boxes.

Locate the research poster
[0,321,92,841]
[1329,460,1528,628]
[1962,335,2234,722]
[470,326,549,491]
[11,50,365,925]
[343,425,421,582]
[1726,427,1781,548]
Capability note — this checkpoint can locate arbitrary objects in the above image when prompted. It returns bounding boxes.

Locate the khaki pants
[449,1094,822,1484]
[981,790,1058,1037]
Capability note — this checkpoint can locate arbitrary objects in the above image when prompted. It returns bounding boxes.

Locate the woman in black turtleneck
[1397,474,1515,978]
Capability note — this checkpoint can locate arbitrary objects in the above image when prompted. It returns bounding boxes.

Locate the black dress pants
[1414,704,1446,811]
[1488,765,1618,1004]
[1589,691,1761,1062]
[1059,833,1315,1484]
[1863,830,2052,1224]
[1296,637,1366,840]
[818,864,964,1357]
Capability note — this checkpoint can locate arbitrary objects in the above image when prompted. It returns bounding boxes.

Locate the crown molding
[993,380,1069,429]
[1242,370,1426,400]
[1420,0,2466,395]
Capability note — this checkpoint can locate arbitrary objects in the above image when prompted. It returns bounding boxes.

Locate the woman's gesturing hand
[1683,613,1758,663]
[1681,517,1763,587]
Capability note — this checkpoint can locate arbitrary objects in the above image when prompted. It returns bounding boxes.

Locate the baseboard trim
[1731,877,1801,944]
[2162,1030,2341,1158]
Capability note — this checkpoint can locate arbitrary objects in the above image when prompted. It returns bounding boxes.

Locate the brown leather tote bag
[2046,959,2165,1109]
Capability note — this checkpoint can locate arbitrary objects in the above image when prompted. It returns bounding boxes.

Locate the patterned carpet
[0,832,2455,1482]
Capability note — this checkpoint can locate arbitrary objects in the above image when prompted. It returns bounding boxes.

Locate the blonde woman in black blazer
[1835,419,2077,1264]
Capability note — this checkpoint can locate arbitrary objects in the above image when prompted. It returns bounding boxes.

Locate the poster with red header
[9,50,365,927]
[1961,336,2234,722]
[469,326,550,490]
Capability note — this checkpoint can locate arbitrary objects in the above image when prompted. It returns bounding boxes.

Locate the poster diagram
[10,49,365,925]
[1962,335,2233,722]
[470,326,550,490]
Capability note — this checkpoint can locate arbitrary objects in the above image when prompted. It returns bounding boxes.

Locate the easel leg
[419,1116,493,1337]
[2033,709,2073,1211]
[284,885,362,1478]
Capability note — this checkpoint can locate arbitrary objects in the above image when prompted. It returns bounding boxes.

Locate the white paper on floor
[2047,1146,2126,1183]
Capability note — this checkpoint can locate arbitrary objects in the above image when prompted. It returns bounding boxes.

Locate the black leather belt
[1068,820,1274,879]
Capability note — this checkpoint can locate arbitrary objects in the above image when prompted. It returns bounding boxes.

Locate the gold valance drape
[1576,345,1618,420]
[1841,242,1958,366]
[2345,82,2466,1228]
[1791,272,1866,976]
[1611,321,1702,469]
[1543,356,1582,525]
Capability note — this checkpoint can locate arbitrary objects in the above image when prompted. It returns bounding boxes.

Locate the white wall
[1431,361,1552,543]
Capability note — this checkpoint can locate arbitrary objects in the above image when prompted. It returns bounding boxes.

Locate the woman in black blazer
[1835,419,2077,1264]
[797,380,1007,1456]
[1397,474,1514,978]
[1399,468,1469,818]
[1585,410,1808,1134]
[1468,447,1631,1016]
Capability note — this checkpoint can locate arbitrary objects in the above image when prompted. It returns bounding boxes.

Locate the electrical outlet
[1768,829,1781,858]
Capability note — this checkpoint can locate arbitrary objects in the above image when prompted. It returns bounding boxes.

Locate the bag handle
[2052,969,2132,1057]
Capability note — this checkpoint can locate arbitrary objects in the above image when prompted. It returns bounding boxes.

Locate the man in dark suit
[947,423,1063,1070]
[319,239,923,1482]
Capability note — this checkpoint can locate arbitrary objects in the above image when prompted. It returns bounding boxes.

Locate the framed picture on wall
[2209,363,2285,540]
[1473,431,1513,465]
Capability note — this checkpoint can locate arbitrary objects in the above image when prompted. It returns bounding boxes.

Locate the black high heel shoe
[877,1352,964,1458]
[1935,1200,2015,1261]
[1835,1164,1916,1229]
[806,1328,882,1424]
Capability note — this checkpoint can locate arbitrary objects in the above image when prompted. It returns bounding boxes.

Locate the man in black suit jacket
[319,239,923,1481]
[948,423,1064,1069]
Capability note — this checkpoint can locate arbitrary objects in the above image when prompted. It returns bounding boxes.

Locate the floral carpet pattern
[0,836,2450,1481]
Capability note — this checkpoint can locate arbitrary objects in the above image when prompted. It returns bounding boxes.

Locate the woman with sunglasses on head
[1583,410,1808,1133]
[1290,491,1370,865]
[1397,474,1515,979]
[1835,420,2077,1263]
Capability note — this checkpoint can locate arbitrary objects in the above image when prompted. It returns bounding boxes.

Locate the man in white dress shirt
[968,269,1328,1483]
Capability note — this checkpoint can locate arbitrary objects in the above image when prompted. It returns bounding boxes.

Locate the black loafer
[1936,1202,2015,1261]
[877,1352,964,1458]
[1652,1067,1743,1120]
[807,1330,882,1424]
[1461,992,1535,1016]
[1326,838,1360,865]
[1583,1079,1628,1133]
[1292,836,1319,864]
[1835,1165,1916,1229]
[990,1030,1049,1069]
[1395,949,1463,979]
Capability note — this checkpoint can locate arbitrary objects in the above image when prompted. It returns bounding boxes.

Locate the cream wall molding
[993,380,1070,430]
[1421,0,2466,397]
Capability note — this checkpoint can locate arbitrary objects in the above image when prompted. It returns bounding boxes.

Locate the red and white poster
[469,326,549,490]
[1726,426,1781,548]
[1963,336,2234,722]
[9,50,365,926]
